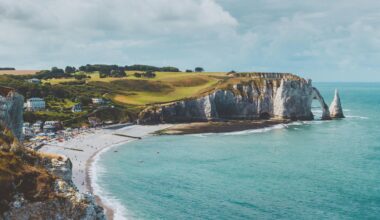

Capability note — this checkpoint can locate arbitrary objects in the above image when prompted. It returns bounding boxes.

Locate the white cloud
[1,0,380,81]
[0,0,238,68]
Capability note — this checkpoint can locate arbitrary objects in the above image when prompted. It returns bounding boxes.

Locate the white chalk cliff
[329,89,344,118]
[139,74,336,123]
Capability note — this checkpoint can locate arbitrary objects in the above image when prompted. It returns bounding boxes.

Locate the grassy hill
[0,70,297,126]
[43,71,227,105]
[0,71,229,126]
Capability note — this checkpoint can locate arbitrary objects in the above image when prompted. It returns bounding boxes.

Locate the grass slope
[44,71,227,106]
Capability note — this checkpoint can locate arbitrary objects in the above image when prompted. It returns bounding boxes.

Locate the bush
[195,67,204,72]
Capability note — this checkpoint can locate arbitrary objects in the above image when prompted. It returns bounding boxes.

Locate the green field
[0,71,234,126]
[43,71,227,106]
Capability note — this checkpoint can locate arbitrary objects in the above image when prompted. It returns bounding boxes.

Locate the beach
[38,120,298,219]
[39,124,173,219]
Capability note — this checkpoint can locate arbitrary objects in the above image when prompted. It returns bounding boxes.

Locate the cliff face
[0,148,106,220]
[139,74,331,124]
[0,87,24,140]
[0,87,105,220]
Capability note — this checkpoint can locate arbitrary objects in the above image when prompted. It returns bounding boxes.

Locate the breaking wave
[90,144,132,220]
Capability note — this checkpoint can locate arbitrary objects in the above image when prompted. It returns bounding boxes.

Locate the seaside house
[25,97,46,111]
[22,122,33,138]
[27,78,41,84]
[71,103,82,113]
[91,98,104,105]
[44,121,61,131]
[43,124,55,133]
[32,121,43,133]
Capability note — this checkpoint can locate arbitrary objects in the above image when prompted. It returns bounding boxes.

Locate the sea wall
[139,75,331,124]
[0,87,24,140]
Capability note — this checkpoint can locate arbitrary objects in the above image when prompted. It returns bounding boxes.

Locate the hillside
[0,125,105,219]
[0,70,309,127]
[43,71,227,105]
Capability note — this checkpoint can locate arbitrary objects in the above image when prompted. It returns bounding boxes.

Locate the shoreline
[38,120,291,219]
[39,124,173,219]
[86,144,117,220]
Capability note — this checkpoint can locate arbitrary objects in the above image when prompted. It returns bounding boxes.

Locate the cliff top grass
[43,71,227,106]
[42,71,301,106]
[0,71,305,124]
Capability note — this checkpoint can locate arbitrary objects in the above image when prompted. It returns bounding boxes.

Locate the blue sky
[1,0,380,81]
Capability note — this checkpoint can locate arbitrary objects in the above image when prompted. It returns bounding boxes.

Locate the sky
[1,0,380,81]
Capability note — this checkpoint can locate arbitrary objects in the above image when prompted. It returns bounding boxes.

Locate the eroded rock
[329,89,344,118]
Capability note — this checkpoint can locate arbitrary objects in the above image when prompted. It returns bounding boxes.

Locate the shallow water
[95,83,380,219]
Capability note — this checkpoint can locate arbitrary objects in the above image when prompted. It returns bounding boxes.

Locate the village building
[32,121,43,133]
[22,122,33,138]
[43,124,55,133]
[92,98,104,104]
[27,78,41,84]
[44,121,61,130]
[25,98,45,111]
[71,103,82,113]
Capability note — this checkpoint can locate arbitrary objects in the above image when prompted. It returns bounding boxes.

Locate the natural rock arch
[312,87,331,120]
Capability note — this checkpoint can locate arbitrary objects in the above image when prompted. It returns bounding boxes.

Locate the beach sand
[39,124,173,219]
[38,121,289,219]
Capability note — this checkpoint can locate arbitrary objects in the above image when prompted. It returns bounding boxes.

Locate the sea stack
[329,89,344,118]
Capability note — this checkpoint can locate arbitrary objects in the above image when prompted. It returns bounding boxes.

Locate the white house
[26,98,45,111]
[92,98,104,104]
[27,78,41,84]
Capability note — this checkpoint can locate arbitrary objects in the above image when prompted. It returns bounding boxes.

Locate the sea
[92,83,380,220]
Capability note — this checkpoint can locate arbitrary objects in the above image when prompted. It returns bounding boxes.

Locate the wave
[221,124,288,136]
[90,144,133,220]
[345,115,369,120]
[216,120,331,136]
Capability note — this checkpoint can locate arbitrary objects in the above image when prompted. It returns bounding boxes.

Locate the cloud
[0,0,238,68]
[1,0,380,81]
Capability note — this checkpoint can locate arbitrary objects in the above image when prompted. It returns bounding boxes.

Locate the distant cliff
[139,73,332,123]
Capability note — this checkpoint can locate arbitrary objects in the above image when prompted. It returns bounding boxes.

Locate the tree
[65,66,76,74]
[195,67,204,72]
[74,74,87,80]
[110,69,127,78]
[185,69,193,73]
[144,71,156,78]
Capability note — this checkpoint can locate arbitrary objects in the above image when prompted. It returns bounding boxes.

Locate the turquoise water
[96,83,380,219]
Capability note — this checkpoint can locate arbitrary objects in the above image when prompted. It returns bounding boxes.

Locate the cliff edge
[138,73,333,123]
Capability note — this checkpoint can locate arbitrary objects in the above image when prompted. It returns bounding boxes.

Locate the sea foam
[90,144,132,220]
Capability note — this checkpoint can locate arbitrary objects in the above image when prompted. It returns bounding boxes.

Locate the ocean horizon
[93,82,380,219]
